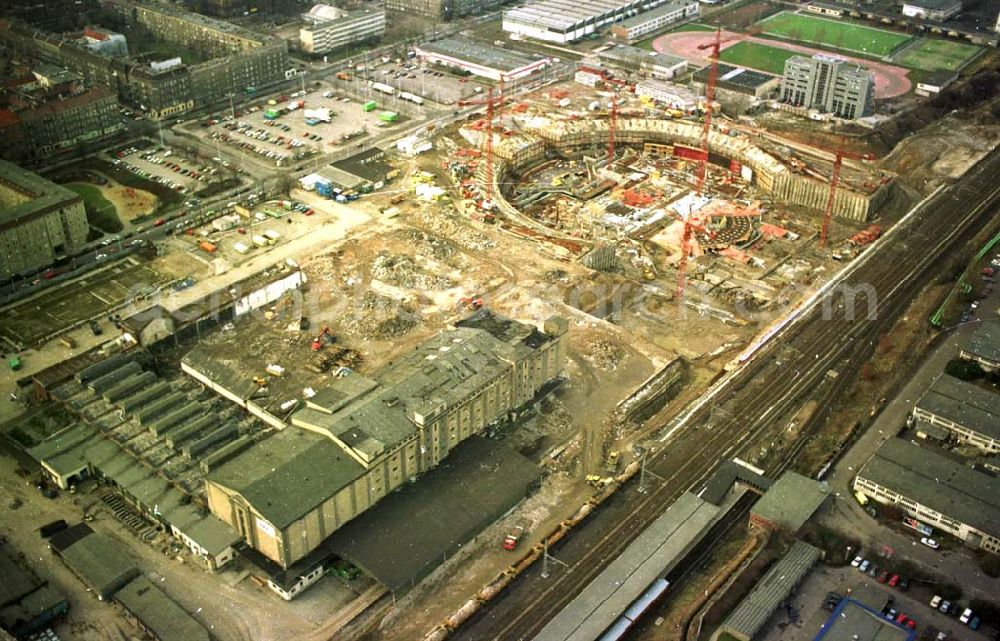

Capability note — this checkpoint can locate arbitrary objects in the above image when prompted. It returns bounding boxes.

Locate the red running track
[653,30,912,99]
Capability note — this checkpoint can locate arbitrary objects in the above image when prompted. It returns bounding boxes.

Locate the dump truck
[502,519,530,551]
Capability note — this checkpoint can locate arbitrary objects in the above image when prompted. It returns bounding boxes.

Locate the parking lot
[758,562,995,641]
[110,147,220,196]
[190,86,420,167]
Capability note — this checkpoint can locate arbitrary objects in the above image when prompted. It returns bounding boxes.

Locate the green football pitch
[756,12,912,57]
[897,38,981,71]
[718,41,798,75]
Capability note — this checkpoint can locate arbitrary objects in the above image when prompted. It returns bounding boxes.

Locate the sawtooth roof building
[201,313,567,570]
[910,374,1000,454]
[503,0,687,43]
[960,319,1000,372]
[854,438,1000,555]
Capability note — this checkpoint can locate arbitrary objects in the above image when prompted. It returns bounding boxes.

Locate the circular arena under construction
[460,116,894,267]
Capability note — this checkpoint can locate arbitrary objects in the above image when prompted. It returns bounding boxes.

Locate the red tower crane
[457,78,506,207]
[675,212,716,302]
[818,144,874,249]
[608,93,618,166]
[695,28,723,195]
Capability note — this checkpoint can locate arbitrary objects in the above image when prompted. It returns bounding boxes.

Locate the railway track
[452,150,1000,641]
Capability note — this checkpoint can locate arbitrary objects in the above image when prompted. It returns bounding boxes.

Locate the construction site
[5,12,1000,640]
[440,71,894,332]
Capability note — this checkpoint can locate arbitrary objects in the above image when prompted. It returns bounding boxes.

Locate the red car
[153,218,166,227]
[877,570,890,583]
[888,574,900,587]
[304,208,314,216]
[896,614,917,629]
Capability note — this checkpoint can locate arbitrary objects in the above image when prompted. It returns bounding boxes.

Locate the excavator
[310,327,335,351]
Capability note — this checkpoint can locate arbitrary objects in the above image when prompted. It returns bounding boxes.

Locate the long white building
[300,5,385,55]
[503,0,683,43]
[854,439,1000,556]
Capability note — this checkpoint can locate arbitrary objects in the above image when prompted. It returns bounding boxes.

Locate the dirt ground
[96,179,159,222]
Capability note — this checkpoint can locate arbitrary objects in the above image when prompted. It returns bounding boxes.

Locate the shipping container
[252,235,268,248]
[379,111,399,122]
[363,100,377,112]
[199,241,217,253]
[233,242,250,254]
[264,229,282,241]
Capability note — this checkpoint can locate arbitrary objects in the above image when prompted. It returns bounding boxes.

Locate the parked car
[930,595,942,608]
[969,616,980,630]
[921,537,940,549]
[960,608,973,624]
[851,555,863,568]
[888,574,900,587]
[940,600,951,614]
[877,570,890,583]
[859,560,871,572]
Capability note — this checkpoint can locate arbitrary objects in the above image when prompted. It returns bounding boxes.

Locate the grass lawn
[756,12,911,57]
[718,40,798,75]
[897,38,981,71]
[66,183,123,233]
[635,23,716,51]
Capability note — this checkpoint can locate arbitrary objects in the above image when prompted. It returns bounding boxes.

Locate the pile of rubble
[404,229,456,260]
[412,208,497,251]
[339,291,419,341]
[371,253,454,290]
[584,339,626,371]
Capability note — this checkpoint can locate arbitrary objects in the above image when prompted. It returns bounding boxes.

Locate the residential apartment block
[299,5,386,55]
[780,54,874,119]
[0,0,290,120]
[385,0,499,20]
[0,160,88,278]
[854,439,1000,555]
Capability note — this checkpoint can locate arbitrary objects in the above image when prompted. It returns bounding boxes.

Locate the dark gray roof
[208,428,366,530]
[325,436,541,593]
[0,159,81,229]
[751,471,830,531]
[418,37,545,73]
[55,529,140,598]
[916,374,1000,441]
[963,319,1000,365]
[533,492,721,641]
[718,541,821,640]
[857,439,1000,539]
[115,576,210,641]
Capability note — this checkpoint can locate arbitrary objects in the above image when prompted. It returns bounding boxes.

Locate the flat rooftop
[599,45,687,69]
[0,159,81,231]
[615,0,696,28]
[115,575,210,641]
[857,438,1000,539]
[915,373,1000,441]
[323,435,541,593]
[815,598,915,641]
[418,37,546,72]
[751,471,830,531]
[531,492,721,641]
[695,63,778,89]
[962,319,1000,364]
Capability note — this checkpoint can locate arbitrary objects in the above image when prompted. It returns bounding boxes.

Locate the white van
[960,608,973,624]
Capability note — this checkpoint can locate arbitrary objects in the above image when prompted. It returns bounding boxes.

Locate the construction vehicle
[311,327,335,351]
[458,296,484,311]
[502,519,530,551]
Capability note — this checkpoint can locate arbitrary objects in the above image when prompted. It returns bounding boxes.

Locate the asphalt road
[448,150,1000,641]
